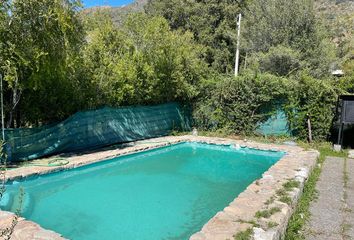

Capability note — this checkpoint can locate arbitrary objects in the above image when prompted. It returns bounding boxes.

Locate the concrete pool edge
[0,136,318,240]
[189,137,318,240]
[0,210,64,239]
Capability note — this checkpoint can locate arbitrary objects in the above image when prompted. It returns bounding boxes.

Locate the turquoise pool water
[2,142,284,240]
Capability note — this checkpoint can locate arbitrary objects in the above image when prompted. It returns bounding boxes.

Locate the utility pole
[234,13,242,77]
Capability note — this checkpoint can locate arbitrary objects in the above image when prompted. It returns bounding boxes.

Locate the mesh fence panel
[5,103,191,162]
[256,109,290,136]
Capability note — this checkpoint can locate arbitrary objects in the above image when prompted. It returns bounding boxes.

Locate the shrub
[286,73,343,141]
[193,72,343,141]
[193,73,290,135]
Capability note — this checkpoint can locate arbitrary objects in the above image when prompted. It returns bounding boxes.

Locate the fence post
[307,114,312,143]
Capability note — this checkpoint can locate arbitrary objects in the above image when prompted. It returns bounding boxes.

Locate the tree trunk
[6,81,21,128]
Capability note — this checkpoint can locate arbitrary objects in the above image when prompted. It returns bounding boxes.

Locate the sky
[82,0,134,8]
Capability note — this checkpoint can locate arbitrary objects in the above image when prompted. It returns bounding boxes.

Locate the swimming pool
[1,142,284,239]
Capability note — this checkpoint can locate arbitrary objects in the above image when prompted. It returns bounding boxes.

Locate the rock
[349,150,354,158]
[253,227,277,240]
[333,144,342,152]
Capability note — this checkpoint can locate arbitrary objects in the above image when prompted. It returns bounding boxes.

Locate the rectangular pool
[2,142,284,239]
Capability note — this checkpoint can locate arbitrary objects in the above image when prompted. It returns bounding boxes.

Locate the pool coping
[0,135,319,240]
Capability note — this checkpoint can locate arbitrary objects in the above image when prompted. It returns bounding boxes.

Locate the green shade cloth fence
[4,103,191,162]
[256,110,290,136]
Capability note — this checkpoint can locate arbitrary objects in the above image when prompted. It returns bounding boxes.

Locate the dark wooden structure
[337,95,354,146]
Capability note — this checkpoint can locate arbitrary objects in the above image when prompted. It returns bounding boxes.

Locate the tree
[83,13,207,106]
[145,0,248,74]
[0,0,85,126]
[286,73,341,140]
[247,46,303,77]
[242,0,336,77]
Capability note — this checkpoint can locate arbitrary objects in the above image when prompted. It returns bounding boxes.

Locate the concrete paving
[305,157,354,240]
[346,158,354,239]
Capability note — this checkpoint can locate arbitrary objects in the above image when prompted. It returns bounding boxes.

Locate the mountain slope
[82,0,353,67]
[83,0,353,45]
[82,0,148,25]
[315,0,354,46]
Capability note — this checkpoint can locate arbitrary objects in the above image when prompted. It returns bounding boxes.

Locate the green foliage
[279,195,292,205]
[283,180,300,190]
[0,2,206,127]
[286,73,342,141]
[193,73,290,135]
[340,47,354,81]
[248,46,303,76]
[316,0,353,67]
[83,13,206,106]
[145,0,248,73]
[255,207,281,219]
[144,0,340,139]
[81,0,147,27]
[193,71,343,141]
[0,0,348,145]
[233,228,252,240]
[275,179,300,205]
[267,221,278,229]
[0,0,86,125]
[243,0,313,52]
[338,74,354,94]
[243,0,336,78]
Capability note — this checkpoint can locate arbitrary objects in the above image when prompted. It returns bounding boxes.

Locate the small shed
[336,95,354,146]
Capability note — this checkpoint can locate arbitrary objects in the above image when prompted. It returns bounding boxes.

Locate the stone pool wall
[0,136,318,240]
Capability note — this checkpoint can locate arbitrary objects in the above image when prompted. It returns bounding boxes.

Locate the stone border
[0,211,63,240]
[0,136,319,240]
[189,137,318,240]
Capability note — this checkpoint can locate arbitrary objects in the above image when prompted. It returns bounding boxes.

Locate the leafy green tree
[247,46,303,77]
[83,13,207,106]
[286,73,342,140]
[145,0,248,74]
[0,0,85,126]
[243,0,336,77]
[243,0,314,52]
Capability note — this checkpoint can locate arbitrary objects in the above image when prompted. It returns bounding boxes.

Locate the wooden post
[307,114,312,143]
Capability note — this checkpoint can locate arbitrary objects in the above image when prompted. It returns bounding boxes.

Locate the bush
[193,72,343,141]
[83,13,207,107]
[286,73,343,141]
[193,73,290,135]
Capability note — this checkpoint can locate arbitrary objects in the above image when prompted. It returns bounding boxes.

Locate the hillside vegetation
[0,0,353,141]
[315,0,354,71]
[81,0,147,25]
[84,0,353,73]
